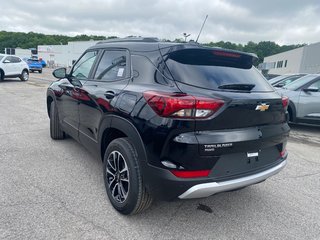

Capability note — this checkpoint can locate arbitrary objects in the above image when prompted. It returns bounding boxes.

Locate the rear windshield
[165,49,273,92]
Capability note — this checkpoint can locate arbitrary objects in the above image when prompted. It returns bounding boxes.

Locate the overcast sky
[1,0,319,45]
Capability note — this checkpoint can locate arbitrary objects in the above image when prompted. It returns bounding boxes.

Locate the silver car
[277,74,320,125]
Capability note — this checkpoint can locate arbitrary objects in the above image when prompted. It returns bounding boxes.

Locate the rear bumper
[178,159,287,199]
[142,157,287,201]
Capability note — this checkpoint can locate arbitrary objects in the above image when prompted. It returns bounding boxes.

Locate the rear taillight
[170,169,211,178]
[143,91,224,119]
[282,96,289,110]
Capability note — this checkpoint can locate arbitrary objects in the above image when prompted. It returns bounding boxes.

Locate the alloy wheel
[106,150,130,203]
[22,71,29,81]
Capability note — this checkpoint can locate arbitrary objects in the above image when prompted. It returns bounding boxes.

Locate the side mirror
[303,87,319,92]
[3,60,10,63]
[275,82,285,88]
[53,68,67,79]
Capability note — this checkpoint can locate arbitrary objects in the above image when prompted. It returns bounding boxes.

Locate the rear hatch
[163,47,286,128]
[162,47,289,177]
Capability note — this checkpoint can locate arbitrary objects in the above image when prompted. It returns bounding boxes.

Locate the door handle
[104,91,115,99]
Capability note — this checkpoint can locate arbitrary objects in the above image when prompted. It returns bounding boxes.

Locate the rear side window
[94,50,128,81]
[165,49,273,92]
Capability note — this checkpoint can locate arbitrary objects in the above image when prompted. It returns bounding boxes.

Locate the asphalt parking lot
[0,69,320,240]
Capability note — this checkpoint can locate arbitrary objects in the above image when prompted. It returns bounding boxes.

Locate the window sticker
[117,68,124,77]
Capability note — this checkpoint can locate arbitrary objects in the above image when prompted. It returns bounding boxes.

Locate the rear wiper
[218,84,255,91]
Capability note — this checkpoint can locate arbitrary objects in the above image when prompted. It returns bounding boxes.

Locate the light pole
[183,33,191,42]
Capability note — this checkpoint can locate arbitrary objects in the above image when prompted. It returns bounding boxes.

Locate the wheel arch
[99,116,148,165]
[0,68,4,79]
[46,90,56,118]
[288,101,297,122]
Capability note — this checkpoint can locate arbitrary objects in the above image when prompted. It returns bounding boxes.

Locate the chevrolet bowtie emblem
[255,103,270,111]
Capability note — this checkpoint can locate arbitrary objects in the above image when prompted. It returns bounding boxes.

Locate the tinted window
[72,51,98,80]
[28,59,40,63]
[273,75,306,87]
[268,75,288,84]
[12,57,21,63]
[165,49,273,92]
[94,50,127,81]
[4,56,13,63]
[131,55,170,85]
[308,80,320,89]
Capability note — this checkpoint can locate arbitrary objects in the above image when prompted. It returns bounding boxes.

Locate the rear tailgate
[163,47,289,177]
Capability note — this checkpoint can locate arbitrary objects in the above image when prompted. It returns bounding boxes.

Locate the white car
[0,54,29,81]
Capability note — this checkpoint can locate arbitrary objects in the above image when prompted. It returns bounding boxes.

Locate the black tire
[20,70,29,81]
[30,70,34,73]
[39,70,42,73]
[0,70,3,81]
[288,106,294,123]
[50,101,64,140]
[103,138,153,215]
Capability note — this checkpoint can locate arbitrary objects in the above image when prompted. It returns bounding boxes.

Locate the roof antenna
[196,15,208,43]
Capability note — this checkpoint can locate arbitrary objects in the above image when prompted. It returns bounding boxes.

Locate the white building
[38,40,99,67]
[262,42,320,75]
[13,48,33,59]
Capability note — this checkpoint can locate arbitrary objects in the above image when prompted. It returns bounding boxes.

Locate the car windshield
[273,74,306,87]
[268,75,289,84]
[0,55,4,61]
[285,75,319,90]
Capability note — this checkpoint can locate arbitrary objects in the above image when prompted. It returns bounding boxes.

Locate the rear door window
[94,50,128,81]
[164,49,273,92]
[11,57,21,63]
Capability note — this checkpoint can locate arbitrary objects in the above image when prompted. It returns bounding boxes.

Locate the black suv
[47,38,289,215]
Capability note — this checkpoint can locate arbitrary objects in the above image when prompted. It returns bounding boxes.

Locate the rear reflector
[143,91,224,119]
[280,149,287,158]
[282,96,289,110]
[170,169,211,178]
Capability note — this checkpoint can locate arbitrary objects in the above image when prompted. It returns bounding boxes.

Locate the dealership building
[261,42,320,75]
[37,40,99,67]
[11,40,99,68]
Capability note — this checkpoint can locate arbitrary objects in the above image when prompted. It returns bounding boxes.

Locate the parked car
[27,59,43,73]
[277,74,320,125]
[47,38,289,215]
[0,54,29,81]
[264,74,280,80]
[269,74,307,87]
[39,58,47,68]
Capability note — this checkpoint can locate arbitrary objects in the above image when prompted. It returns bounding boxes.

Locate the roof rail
[96,37,159,45]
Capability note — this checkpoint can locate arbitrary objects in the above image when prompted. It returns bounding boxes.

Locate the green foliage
[0,31,107,53]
